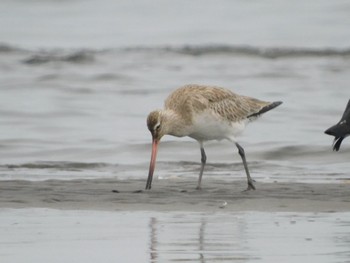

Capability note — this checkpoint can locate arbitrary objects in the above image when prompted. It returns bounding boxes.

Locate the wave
[0,43,24,53]
[2,42,350,62]
[22,50,96,65]
[2,161,112,170]
[160,45,350,58]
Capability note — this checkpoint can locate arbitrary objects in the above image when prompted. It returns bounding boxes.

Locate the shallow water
[1,209,350,263]
[1,0,350,183]
[1,45,350,183]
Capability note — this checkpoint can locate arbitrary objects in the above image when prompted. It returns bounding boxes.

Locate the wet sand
[1,178,349,212]
[2,179,350,262]
[2,208,350,263]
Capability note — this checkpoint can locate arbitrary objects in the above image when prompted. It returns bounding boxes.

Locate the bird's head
[146,109,182,189]
[147,110,167,142]
[145,110,166,190]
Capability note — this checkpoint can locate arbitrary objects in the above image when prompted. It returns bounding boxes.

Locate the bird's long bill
[145,138,159,190]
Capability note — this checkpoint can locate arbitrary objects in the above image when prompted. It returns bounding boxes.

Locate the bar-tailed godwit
[146,84,282,191]
[325,99,350,151]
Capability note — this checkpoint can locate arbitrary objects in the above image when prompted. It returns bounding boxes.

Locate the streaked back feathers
[164,84,281,123]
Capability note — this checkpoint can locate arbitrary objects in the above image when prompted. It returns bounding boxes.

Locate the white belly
[189,112,248,142]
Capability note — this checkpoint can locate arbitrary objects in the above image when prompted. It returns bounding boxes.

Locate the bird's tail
[248,101,283,119]
[332,137,344,151]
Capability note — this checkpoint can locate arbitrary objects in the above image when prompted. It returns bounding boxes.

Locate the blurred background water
[0,0,350,182]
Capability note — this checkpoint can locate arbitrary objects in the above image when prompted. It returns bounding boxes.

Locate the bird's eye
[154,123,161,131]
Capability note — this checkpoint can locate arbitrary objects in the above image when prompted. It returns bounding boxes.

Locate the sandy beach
[1,178,349,212]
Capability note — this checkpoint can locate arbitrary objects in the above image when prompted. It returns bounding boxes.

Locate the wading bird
[146,84,282,191]
[325,99,350,151]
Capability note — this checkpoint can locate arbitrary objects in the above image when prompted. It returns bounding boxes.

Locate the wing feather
[164,84,272,123]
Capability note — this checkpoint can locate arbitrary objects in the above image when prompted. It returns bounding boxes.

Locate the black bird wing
[340,99,350,121]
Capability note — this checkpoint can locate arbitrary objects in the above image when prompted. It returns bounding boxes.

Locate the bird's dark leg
[235,143,255,191]
[197,143,207,190]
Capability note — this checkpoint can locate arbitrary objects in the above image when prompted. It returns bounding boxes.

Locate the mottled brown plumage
[146,84,282,191]
[164,84,271,123]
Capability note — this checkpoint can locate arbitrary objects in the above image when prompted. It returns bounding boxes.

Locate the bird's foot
[244,181,256,191]
[196,185,202,190]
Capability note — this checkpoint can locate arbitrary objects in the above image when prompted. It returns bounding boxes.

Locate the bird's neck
[162,110,192,138]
